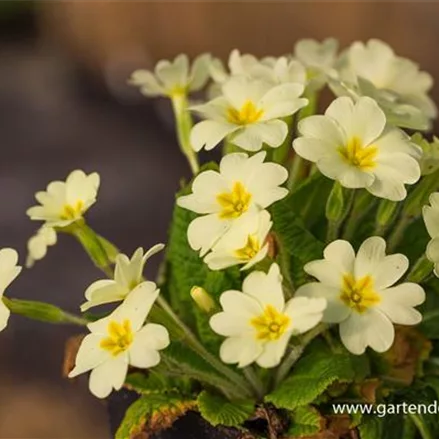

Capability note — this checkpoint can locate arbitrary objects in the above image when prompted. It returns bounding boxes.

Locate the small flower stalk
[3,38,439,439]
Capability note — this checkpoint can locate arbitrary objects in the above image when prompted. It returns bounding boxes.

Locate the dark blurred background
[1,2,439,438]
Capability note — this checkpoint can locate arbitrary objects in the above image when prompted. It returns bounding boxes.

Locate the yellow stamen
[339,273,381,313]
[227,100,264,125]
[338,137,378,170]
[235,235,261,261]
[251,305,290,341]
[60,200,84,220]
[217,182,252,219]
[100,320,134,356]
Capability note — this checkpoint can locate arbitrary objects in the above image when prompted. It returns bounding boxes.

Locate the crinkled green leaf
[288,405,323,438]
[197,391,255,427]
[124,372,190,396]
[115,392,196,439]
[265,348,369,410]
[270,177,326,288]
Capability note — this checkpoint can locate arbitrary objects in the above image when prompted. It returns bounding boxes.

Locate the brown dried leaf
[62,334,85,378]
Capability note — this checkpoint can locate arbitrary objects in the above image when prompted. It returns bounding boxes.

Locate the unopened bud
[190,286,215,313]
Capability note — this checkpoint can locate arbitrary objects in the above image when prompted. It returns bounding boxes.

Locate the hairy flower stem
[406,253,434,283]
[273,323,328,388]
[287,92,318,190]
[243,366,265,401]
[156,295,254,398]
[3,297,88,326]
[171,94,199,175]
[387,215,413,253]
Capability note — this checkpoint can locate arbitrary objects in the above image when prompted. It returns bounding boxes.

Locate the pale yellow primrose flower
[294,38,339,90]
[293,96,421,201]
[296,237,425,355]
[422,193,439,277]
[0,249,22,332]
[210,49,306,88]
[80,244,164,311]
[26,170,100,228]
[177,152,288,256]
[69,286,169,398]
[26,226,57,268]
[204,210,272,271]
[331,39,437,130]
[210,263,326,368]
[130,53,212,98]
[190,76,307,152]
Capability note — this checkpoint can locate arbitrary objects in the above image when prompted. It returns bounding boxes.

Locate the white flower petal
[242,263,284,310]
[189,53,212,91]
[297,115,345,146]
[187,214,231,256]
[81,279,125,312]
[256,335,290,368]
[232,120,288,151]
[340,309,394,355]
[129,70,165,97]
[378,283,425,325]
[114,283,159,331]
[423,205,439,238]
[350,97,386,145]
[177,170,228,214]
[219,336,263,368]
[293,138,336,163]
[129,324,169,369]
[427,236,439,263]
[354,236,386,279]
[0,301,11,332]
[295,283,349,323]
[88,355,128,398]
[284,296,326,333]
[366,165,409,201]
[325,96,355,134]
[373,254,409,289]
[190,120,238,152]
[68,334,110,377]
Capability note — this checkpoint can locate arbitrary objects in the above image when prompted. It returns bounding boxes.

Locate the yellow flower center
[100,320,134,356]
[339,274,381,314]
[168,85,187,97]
[227,100,264,125]
[251,305,291,341]
[338,137,378,170]
[60,200,84,220]
[235,235,261,261]
[217,182,252,219]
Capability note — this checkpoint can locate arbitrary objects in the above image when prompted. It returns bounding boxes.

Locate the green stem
[406,253,434,283]
[272,115,294,165]
[156,295,253,398]
[342,191,376,241]
[408,413,434,439]
[288,155,308,190]
[274,323,327,387]
[287,92,318,189]
[171,94,199,175]
[3,297,88,326]
[243,367,265,401]
[70,221,114,277]
[387,216,413,252]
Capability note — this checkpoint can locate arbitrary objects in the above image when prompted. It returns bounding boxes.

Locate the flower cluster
[1,38,439,438]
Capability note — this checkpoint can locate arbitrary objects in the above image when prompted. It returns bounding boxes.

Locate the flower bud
[325,181,345,222]
[190,286,215,313]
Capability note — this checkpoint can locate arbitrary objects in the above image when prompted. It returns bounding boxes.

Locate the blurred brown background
[1,2,439,438]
